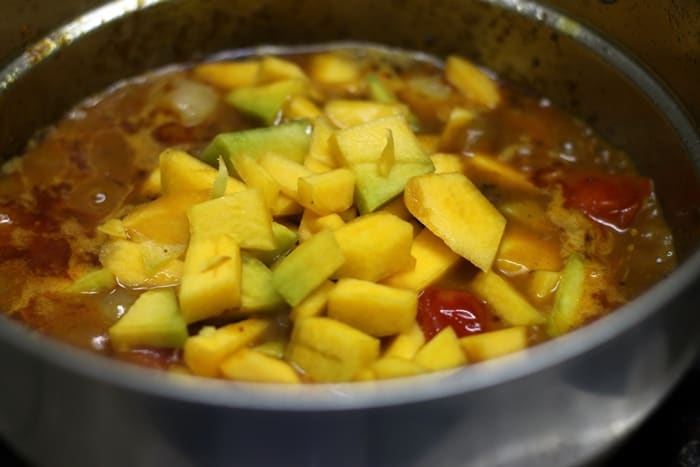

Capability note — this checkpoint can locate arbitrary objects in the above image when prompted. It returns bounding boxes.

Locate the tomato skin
[560,172,652,232]
[417,287,489,340]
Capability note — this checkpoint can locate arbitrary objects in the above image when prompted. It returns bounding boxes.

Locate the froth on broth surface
[0,46,675,382]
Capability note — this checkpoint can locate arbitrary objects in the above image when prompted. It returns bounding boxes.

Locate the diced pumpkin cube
[333,115,434,213]
[324,100,406,128]
[298,210,345,242]
[527,270,561,302]
[382,228,461,291]
[200,120,312,169]
[187,190,275,251]
[238,255,285,314]
[430,153,465,174]
[439,107,476,151]
[140,167,161,197]
[270,193,304,217]
[498,199,555,233]
[370,357,425,379]
[271,229,345,306]
[306,116,338,169]
[445,55,501,108]
[108,288,187,351]
[122,192,204,245]
[259,153,313,201]
[97,218,127,239]
[463,153,539,194]
[459,326,529,362]
[250,222,299,265]
[547,252,586,337]
[495,223,563,275]
[327,278,417,337]
[139,241,186,276]
[304,158,333,174]
[404,172,506,271]
[469,270,545,326]
[378,196,413,221]
[285,317,380,382]
[99,240,183,288]
[290,280,334,321]
[230,153,280,208]
[193,60,260,89]
[65,268,116,294]
[333,212,414,281]
[183,319,271,377]
[253,338,288,359]
[179,234,242,323]
[257,56,308,83]
[309,53,361,84]
[284,95,322,120]
[226,79,309,125]
[220,348,300,383]
[417,134,440,154]
[297,168,355,215]
[413,326,466,371]
[384,322,425,360]
[159,149,247,196]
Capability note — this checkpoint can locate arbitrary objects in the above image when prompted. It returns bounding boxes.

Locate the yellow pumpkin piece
[297,168,355,215]
[305,116,338,169]
[413,326,467,371]
[253,338,288,359]
[547,253,586,337]
[270,193,304,217]
[371,357,425,380]
[404,172,506,271]
[99,239,183,288]
[495,223,563,275]
[259,153,313,201]
[430,153,465,174]
[498,199,555,233]
[140,241,187,276]
[122,192,204,245]
[179,234,241,323]
[333,212,415,282]
[290,280,334,321]
[459,327,529,362]
[257,56,308,83]
[183,319,271,377]
[417,134,441,154]
[384,322,425,360]
[378,196,412,221]
[97,218,127,239]
[187,190,275,251]
[140,167,161,197]
[324,100,406,128]
[439,107,476,151]
[382,228,461,291]
[309,53,361,84]
[327,278,418,337]
[298,210,345,242]
[527,270,561,302]
[377,129,396,177]
[159,149,247,196]
[464,153,539,194]
[220,348,300,383]
[64,268,116,294]
[445,55,501,108]
[285,317,380,382]
[304,158,333,174]
[193,60,260,89]
[470,270,546,326]
[353,367,376,381]
[284,95,322,120]
[230,154,281,208]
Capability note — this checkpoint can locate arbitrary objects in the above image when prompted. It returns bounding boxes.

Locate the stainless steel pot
[0,1,698,466]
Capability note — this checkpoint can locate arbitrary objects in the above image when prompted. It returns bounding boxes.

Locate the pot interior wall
[1,0,698,256]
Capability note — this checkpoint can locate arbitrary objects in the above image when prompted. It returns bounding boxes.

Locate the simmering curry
[0,47,676,382]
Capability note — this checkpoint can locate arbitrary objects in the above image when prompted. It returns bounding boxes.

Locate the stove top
[3,369,700,466]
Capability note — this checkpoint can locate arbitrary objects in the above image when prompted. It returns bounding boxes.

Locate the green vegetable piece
[547,253,586,337]
[272,229,345,306]
[226,79,308,124]
[64,268,116,294]
[200,120,312,172]
[240,256,286,313]
[108,288,188,351]
[209,156,229,199]
[367,74,397,104]
[251,222,299,265]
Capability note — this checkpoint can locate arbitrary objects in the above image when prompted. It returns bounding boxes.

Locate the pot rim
[0,0,699,412]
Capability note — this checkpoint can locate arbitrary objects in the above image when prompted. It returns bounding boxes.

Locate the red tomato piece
[417,287,489,341]
[561,172,652,231]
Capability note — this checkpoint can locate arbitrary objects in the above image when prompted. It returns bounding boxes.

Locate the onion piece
[167,79,218,127]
